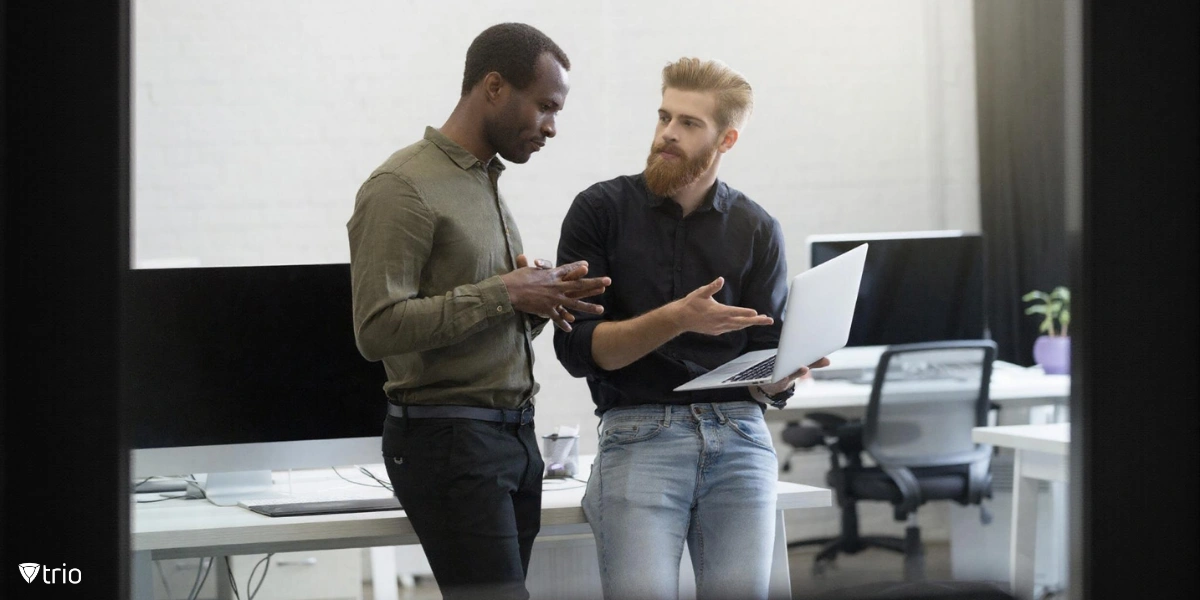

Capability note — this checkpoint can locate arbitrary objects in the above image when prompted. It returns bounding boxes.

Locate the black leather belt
[387,403,535,425]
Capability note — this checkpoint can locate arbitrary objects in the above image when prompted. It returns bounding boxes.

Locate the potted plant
[1022,286,1071,374]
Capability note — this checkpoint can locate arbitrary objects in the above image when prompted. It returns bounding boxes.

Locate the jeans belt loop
[663,404,672,428]
[712,402,728,424]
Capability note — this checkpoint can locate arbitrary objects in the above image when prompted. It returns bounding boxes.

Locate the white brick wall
[134,0,979,539]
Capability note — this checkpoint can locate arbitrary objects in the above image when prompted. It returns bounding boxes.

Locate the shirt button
[497,306,504,312]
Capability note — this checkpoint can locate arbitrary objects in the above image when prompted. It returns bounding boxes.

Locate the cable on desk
[331,465,394,492]
[542,476,588,491]
[137,493,189,504]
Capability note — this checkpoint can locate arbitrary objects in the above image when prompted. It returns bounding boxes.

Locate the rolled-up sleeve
[348,173,512,361]
[553,193,610,378]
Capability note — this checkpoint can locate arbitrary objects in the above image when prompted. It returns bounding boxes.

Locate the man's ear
[718,127,740,153]
[483,72,507,105]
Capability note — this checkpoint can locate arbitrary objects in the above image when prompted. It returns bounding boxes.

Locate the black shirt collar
[641,173,730,214]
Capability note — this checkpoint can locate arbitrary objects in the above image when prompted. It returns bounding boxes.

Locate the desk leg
[1049,480,1069,595]
[370,547,400,600]
[768,510,792,600]
[1010,450,1039,600]
[132,551,155,600]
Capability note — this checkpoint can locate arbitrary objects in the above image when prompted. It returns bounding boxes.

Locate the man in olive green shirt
[347,23,608,600]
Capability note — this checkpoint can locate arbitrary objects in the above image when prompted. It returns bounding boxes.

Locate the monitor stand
[200,470,286,506]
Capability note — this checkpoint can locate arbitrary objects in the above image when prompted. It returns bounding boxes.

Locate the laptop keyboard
[723,355,776,383]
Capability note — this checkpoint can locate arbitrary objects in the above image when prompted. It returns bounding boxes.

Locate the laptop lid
[770,243,868,381]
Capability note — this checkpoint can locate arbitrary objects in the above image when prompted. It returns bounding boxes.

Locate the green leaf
[1060,309,1071,327]
[1039,320,1053,334]
[1022,290,1049,302]
[1052,286,1071,303]
[1025,305,1048,315]
[1048,301,1063,315]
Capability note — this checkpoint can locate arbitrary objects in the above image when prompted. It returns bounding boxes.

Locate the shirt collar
[423,126,506,174]
[641,174,730,214]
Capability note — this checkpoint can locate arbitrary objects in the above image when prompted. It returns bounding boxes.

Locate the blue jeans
[581,401,778,600]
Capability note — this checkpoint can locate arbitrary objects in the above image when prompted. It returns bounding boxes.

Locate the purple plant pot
[1033,335,1071,374]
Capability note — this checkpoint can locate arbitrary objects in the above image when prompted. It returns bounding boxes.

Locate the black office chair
[782,341,998,582]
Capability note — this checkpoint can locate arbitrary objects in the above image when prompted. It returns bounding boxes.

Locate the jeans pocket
[598,421,663,449]
[727,415,776,453]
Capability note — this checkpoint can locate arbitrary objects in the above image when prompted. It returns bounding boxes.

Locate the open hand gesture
[671,277,774,336]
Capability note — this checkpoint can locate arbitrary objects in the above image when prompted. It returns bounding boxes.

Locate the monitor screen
[808,231,986,347]
[122,263,388,477]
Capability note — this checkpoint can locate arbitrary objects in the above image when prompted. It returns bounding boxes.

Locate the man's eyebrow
[659,109,707,124]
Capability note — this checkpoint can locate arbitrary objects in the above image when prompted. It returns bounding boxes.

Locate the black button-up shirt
[554,173,789,415]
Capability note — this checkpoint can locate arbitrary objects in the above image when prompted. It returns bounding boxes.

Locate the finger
[808,357,831,369]
[515,254,529,269]
[534,258,554,269]
[728,315,776,329]
[551,315,573,332]
[566,299,605,315]
[697,277,724,298]
[788,367,810,380]
[554,261,589,280]
[557,307,576,323]
[562,278,611,298]
[715,305,763,318]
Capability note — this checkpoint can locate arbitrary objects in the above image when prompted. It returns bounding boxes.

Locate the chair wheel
[812,558,836,577]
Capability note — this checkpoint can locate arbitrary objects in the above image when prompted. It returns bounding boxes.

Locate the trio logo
[18,562,82,584]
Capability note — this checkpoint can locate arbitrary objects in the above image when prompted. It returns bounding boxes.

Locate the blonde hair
[661,57,754,131]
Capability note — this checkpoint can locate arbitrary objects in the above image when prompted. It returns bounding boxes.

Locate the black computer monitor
[807,231,987,347]
[121,263,388,502]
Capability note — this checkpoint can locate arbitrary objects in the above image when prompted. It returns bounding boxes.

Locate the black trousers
[382,414,544,600]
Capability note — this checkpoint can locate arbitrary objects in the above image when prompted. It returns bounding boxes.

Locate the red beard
[643,139,719,197]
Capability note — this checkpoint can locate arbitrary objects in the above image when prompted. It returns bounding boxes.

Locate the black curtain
[974,0,1070,366]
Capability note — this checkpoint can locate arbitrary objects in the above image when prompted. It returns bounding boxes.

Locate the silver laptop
[674,243,868,392]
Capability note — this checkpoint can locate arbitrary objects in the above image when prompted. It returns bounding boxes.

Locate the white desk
[133,461,830,600]
[972,423,1070,600]
[764,364,1069,423]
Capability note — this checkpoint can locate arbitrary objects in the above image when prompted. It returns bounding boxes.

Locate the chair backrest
[863,340,997,468]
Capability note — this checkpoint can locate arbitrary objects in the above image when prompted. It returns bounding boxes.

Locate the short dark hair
[461,23,570,96]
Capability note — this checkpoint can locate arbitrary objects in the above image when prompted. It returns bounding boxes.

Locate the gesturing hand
[671,277,774,336]
[502,255,611,332]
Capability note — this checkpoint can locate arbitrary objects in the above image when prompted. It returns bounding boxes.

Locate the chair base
[811,580,1014,600]
[790,526,926,581]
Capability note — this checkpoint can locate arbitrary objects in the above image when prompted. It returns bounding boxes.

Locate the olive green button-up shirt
[347,127,546,409]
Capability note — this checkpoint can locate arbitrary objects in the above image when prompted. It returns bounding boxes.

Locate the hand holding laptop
[669,276,775,335]
[757,356,831,396]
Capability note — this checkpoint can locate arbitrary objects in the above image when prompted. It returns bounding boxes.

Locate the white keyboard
[239,490,400,517]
